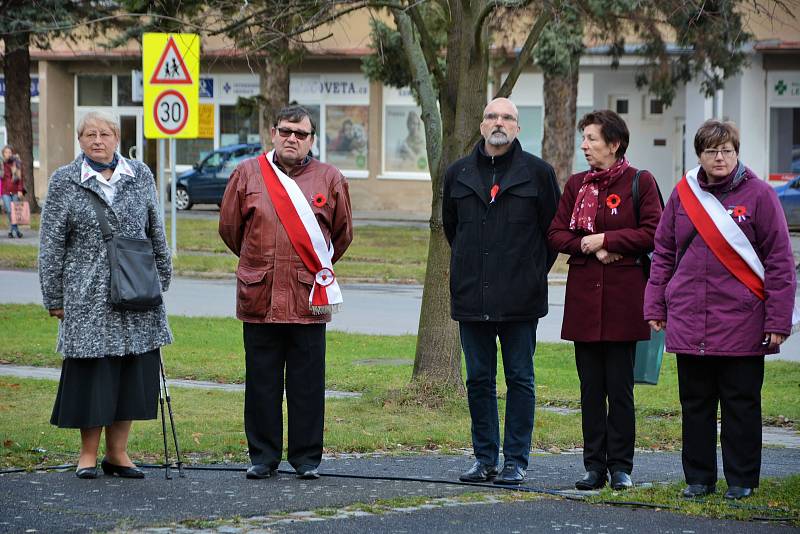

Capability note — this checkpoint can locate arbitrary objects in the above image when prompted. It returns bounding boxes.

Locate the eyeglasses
[81,131,115,140]
[701,148,736,158]
[276,127,313,140]
[483,113,518,123]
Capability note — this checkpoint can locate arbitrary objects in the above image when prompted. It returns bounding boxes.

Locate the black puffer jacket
[443,139,560,322]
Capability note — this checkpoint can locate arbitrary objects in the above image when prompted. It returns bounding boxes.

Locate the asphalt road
[2,449,799,533]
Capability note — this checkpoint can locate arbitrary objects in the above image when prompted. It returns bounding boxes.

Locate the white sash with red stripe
[258,150,342,314]
[677,166,799,328]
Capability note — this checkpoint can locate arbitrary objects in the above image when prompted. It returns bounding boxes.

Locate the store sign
[0,77,39,97]
[768,72,800,105]
[198,103,214,138]
[199,77,214,98]
[143,33,200,138]
[217,75,259,100]
[290,75,369,100]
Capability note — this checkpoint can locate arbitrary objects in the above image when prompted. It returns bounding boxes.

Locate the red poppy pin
[312,193,327,208]
[606,194,621,215]
[490,184,500,204]
[728,205,747,222]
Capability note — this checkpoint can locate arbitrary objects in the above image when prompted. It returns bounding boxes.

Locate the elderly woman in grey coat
[39,111,172,479]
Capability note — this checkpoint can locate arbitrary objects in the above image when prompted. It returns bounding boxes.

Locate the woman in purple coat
[644,120,796,500]
[549,110,662,492]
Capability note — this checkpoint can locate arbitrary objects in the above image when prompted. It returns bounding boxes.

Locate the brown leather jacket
[219,154,353,324]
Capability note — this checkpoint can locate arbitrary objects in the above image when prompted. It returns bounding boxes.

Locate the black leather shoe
[246,464,276,479]
[610,471,633,490]
[575,470,608,490]
[14,230,22,239]
[7,232,13,238]
[459,461,499,482]
[493,462,526,485]
[75,466,98,479]
[296,465,320,480]
[724,486,753,500]
[682,484,716,498]
[100,459,145,479]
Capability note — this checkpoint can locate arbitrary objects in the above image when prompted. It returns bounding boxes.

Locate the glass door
[119,113,143,161]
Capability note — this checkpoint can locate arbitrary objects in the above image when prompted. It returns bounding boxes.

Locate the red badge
[312,193,327,208]
[606,194,621,215]
[730,205,747,222]
[490,184,499,204]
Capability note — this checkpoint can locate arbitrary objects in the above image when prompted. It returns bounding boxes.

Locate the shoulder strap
[632,170,643,226]
[85,189,114,242]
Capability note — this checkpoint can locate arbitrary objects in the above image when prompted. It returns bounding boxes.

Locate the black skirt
[50,349,161,429]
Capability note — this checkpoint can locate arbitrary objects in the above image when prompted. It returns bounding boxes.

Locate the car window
[200,151,228,171]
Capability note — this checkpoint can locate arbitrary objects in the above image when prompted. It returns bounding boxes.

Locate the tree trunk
[2,31,39,211]
[541,68,579,189]
[258,51,290,151]
[401,3,490,392]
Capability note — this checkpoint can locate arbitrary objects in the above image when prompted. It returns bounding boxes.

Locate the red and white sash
[676,166,800,327]
[258,150,342,315]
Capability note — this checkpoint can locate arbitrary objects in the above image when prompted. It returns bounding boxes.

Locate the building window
[117,75,135,107]
[769,107,800,181]
[644,96,664,119]
[176,138,214,166]
[609,95,629,115]
[219,105,259,146]
[0,101,40,163]
[290,74,370,178]
[384,105,427,173]
[78,75,112,106]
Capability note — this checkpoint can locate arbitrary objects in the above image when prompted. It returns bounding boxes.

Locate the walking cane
[158,370,172,480]
[159,352,185,478]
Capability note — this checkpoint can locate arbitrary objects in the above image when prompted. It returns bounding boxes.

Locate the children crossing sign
[143,33,199,138]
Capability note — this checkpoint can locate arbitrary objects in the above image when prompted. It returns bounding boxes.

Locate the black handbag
[87,190,163,311]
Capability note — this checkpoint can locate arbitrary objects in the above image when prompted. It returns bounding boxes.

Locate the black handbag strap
[86,189,115,243]
[632,169,665,226]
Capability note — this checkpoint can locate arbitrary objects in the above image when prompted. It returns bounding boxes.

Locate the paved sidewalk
[1,450,798,533]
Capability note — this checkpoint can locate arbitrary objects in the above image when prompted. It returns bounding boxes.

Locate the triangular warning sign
[150,36,193,85]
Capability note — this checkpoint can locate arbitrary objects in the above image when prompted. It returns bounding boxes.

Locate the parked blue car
[776,174,800,229]
[172,143,262,210]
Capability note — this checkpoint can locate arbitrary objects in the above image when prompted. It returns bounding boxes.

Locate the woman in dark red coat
[547,110,662,491]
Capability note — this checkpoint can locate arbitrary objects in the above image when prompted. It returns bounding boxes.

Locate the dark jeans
[677,354,764,488]
[459,320,537,469]
[574,341,636,474]
[243,322,326,471]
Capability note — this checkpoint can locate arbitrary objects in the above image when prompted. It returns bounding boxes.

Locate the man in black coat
[443,97,560,485]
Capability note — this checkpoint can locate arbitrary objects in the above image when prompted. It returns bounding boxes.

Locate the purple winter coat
[643,165,796,356]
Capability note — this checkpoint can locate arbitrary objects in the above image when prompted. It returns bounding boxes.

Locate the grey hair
[77,111,121,138]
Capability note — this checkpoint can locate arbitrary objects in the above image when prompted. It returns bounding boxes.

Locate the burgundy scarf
[569,157,630,232]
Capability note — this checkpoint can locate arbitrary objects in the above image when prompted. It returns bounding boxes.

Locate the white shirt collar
[80,154,135,186]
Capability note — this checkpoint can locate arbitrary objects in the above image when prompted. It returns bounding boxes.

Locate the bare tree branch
[493,6,550,98]
[474,0,535,44]
[407,3,446,92]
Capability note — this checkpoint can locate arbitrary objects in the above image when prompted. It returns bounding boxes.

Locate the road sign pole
[170,138,177,257]
[158,138,166,216]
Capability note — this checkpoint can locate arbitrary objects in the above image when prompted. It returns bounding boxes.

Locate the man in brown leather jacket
[219,105,353,480]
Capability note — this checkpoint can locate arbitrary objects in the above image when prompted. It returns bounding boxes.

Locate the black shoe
[296,465,320,480]
[75,466,98,479]
[14,230,22,238]
[7,232,13,238]
[493,462,526,485]
[575,470,608,490]
[682,484,716,498]
[724,486,753,500]
[610,471,633,490]
[459,461,499,482]
[100,458,145,479]
[246,464,276,479]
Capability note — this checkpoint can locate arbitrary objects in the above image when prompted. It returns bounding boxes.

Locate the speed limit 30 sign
[143,33,199,138]
[154,90,189,134]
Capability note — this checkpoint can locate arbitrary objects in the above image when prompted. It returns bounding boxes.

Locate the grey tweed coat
[38,155,173,358]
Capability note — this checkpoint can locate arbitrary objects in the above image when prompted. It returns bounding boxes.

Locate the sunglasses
[276,127,313,140]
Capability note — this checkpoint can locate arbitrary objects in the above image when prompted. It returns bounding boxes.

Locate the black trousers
[574,341,636,474]
[243,322,326,470]
[676,354,764,488]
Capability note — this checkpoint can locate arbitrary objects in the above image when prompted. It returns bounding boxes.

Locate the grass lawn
[591,476,800,525]
[2,304,799,470]
[0,215,568,281]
